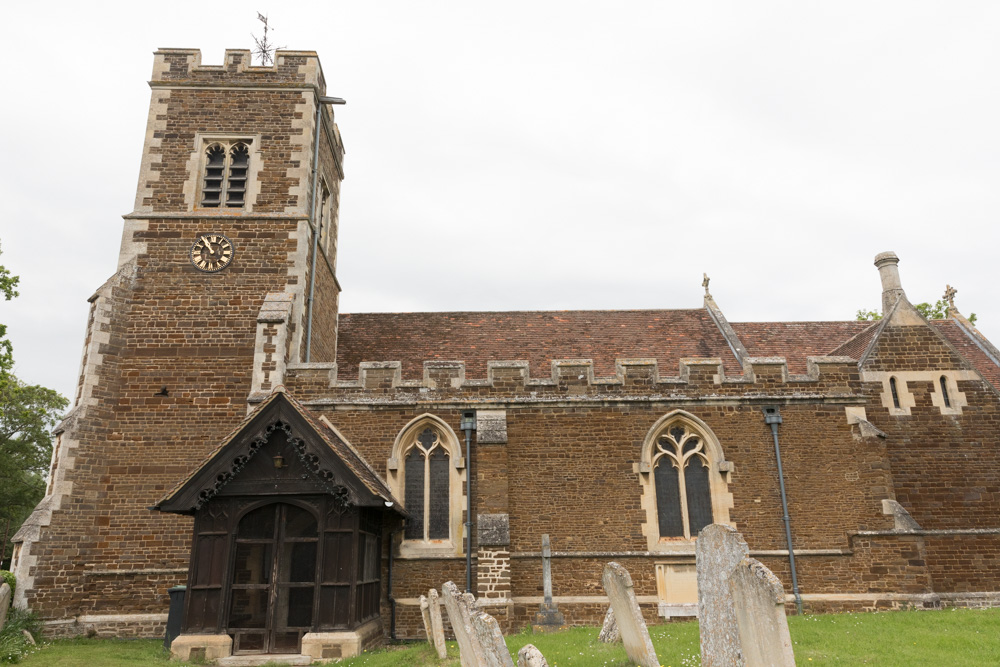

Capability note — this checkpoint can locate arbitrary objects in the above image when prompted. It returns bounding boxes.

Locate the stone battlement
[150,48,326,93]
[272,356,861,401]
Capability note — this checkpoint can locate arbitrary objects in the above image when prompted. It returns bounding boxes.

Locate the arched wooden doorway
[229,502,319,654]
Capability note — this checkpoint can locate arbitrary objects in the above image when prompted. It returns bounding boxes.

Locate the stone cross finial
[703,273,712,298]
[944,285,958,315]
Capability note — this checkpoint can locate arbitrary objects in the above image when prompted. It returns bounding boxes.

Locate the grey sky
[2,1,998,401]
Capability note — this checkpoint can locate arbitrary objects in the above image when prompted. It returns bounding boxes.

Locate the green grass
[12,608,1000,666]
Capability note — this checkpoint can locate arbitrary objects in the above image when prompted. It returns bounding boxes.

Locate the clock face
[190,234,234,273]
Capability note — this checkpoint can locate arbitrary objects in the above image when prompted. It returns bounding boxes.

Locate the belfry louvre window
[202,141,250,208]
[403,427,450,541]
[653,425,713,540]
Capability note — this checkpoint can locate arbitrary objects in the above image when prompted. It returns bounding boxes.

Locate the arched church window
[638,411,733,551]
[653,425,714,539]
[201,141,251,208]
[388,415,466,556]
[403,428,451,541]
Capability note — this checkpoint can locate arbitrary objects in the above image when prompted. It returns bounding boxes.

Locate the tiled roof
[731,321,874,373]
[827,322,882,363]
[336,309,741,380]
[932,320,1000,392]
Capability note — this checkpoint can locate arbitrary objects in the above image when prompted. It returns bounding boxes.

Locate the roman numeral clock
[190,234,234,272]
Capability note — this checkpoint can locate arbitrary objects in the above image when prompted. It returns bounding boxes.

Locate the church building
[11,49,1000,661]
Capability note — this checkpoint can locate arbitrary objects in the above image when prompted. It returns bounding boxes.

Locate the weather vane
[252,13,285,66]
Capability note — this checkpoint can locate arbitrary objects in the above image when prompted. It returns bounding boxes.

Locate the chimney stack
[874,251,905,315]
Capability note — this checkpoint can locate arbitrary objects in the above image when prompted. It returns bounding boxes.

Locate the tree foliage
[0,242,20,375]
[0,242,67,567]
[856,299,977,324]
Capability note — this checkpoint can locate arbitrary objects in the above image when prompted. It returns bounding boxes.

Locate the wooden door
[228,503,319,654]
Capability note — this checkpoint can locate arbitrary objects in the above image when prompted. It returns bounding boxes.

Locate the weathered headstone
[517,643,549,667]
[428,588,448,659]
[597,605,620,643]
[419,594,433,645]
[21,630,35,646]
[532,534,565,631]
[442,581,485,667]
[696,524,749,667]
[469,607,515,667]
[729,558,795,667]
[601,562,659,667]
[0,583,11,631]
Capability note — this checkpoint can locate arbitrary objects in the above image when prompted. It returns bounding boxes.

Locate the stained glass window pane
[404,448,425,539]
[654,459,684,537]
[428,448,450,539]
[685,458,713,537]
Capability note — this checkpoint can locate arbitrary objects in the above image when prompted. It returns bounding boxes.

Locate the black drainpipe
[763,406,803,615]
[460,411,477,593]
[387,525,403,639]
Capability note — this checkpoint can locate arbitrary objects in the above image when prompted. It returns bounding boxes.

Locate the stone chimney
[874,251,905,315]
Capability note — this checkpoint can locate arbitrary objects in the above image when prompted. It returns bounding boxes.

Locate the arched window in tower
[652,425,714,540]
[386,415,466,557]
[201,140,252,209]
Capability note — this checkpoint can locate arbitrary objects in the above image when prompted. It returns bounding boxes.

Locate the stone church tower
[12,49,344,629]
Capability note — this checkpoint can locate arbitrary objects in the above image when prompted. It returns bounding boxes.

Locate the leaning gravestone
[601,562,659,667]
[419,594,433,645]
[597,605,620,643]
[427,588,448,660]
[696,524,749,666]
[517,643,549,667]
[442,581,485,667]
[729,558,795,667]
[469,607,515,667]
[0,583,10,631]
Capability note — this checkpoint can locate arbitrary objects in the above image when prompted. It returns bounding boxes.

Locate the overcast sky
[2,1,998,401]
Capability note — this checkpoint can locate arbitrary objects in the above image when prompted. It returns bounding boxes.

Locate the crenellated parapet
[272,355,863,405]
[150,48,326,92]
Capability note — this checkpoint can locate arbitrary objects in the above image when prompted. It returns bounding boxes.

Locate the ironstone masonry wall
[278,339,1000,639]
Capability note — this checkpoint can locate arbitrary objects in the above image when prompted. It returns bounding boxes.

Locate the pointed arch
[637,410,734,552]
[387,414,466,557]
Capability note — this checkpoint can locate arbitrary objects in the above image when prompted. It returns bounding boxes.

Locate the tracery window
[652,425,714,540]
[638,411,733,551]
[201,141,251,208]
[388,415,466,556]
[403,427,451,541]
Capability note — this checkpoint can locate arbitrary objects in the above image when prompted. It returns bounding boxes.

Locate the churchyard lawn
[11,608,1000,666]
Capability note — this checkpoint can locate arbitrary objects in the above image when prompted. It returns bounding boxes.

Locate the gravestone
[696,524,749,667]
[597,605,620,643]
[442,581,485,667]
[428,588,448,659]
[21,630,35,646]
[601,562,659,667]
[517,643,549,667]
[532,534,565,631]
[729,558,795,667]
[0,583,10,631]
[419,594,433,645]
[469,607,515,667]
